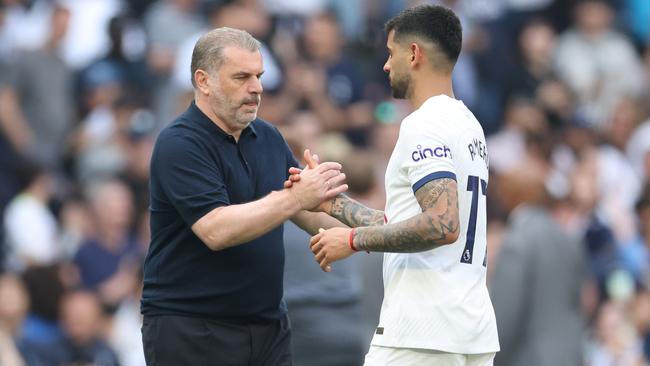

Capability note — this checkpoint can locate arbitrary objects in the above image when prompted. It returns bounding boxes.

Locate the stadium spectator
[504,19,556,102]
[56,0,124,70]
[74,64,129,172]
[72,95,154,185]
[144,0,204,75]
[43,290,120,366]
[588,301,647,365]
[144,0,205,122]
[3,161,61,272]
[487,97,549,176]
[0,61,27,245]
[264,12,373,145]
[57,195,93,260]
[569,149,623,303]
[2,3,74,169]
[554,0,646,128]
[80,14,152,107]
[73,179,141,308]
[490,139,585,366]
[0,0,54,54]
[20,265,66,346]
[0,274,36,365]
[107,271,146,366]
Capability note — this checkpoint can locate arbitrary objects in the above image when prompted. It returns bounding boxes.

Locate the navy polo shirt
[141,102,299,321]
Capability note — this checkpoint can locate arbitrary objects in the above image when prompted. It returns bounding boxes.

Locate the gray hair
[190,27,261,88]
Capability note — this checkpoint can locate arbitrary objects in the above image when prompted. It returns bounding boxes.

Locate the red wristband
[348,229,369,253]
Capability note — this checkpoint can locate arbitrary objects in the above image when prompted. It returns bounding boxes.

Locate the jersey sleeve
[152,131,230,226]
[401,119,457,193]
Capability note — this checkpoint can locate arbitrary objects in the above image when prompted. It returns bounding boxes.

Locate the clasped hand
[310,227,355,272]
[285,149,347,211]
[285,149,355,271]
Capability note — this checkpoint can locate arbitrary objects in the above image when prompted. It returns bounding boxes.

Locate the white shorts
[363,345,495,366]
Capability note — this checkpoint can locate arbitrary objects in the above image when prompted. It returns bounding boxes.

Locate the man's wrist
[281,189,304,214]
[320,199,333,215]
[350,228,370,254]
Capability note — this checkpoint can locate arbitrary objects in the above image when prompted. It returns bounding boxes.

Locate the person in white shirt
[299,4,500,365]
[3,161,61,272]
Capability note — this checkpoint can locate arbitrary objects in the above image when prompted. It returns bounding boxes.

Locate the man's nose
[249,77,263,94]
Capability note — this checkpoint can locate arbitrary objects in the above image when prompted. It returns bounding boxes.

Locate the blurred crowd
[0,0,649,365]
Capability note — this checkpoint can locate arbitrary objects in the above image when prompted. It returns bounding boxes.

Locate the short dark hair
[385,5,462,67]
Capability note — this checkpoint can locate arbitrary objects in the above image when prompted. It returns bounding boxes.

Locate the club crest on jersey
[462,248,472,263]
[411,144,452,162]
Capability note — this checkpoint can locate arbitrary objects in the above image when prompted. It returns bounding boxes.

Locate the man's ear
[195,69,210,95]
[409,43,423,66]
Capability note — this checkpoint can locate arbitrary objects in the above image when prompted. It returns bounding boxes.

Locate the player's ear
[409,43,421,66]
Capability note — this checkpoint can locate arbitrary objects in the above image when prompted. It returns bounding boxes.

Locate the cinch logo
[411,144,452,162]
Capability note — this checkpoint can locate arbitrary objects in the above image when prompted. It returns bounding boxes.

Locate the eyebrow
[233,71,265,77]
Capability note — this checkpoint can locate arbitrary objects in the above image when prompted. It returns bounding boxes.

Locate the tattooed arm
[284,149,383,228]
[324,194,385,228]
[310,177,460,271]
[354,178,460,252]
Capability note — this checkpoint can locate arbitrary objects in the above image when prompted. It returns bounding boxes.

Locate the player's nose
[383,61,390,73]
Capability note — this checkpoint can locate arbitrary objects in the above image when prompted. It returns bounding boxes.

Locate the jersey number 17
[460,175,487,267]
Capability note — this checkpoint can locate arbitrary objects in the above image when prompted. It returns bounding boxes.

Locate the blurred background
[0,0,649,365]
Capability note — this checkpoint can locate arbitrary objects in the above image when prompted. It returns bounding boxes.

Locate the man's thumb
[303,149,318,169]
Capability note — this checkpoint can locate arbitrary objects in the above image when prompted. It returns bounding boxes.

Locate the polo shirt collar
[187,101,257,140]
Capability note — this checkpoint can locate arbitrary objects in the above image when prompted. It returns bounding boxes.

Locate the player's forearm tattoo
[355,178,460,253]
[329,194,384,228]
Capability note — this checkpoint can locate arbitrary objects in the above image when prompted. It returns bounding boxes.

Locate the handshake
[283,149,347,212]
[284,149,360,273]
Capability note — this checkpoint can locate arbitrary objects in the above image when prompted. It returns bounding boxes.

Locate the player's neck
[408,73,454,110]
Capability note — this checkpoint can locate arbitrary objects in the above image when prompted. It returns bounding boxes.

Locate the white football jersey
[371,95,499,354]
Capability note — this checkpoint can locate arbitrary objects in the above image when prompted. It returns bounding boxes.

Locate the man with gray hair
[140,27,348,365]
